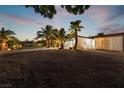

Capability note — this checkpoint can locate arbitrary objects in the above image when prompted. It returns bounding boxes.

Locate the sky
[0,5,124,41]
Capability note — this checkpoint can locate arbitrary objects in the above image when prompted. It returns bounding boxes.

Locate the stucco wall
[64,37,95,49]
[64,39,75,49]
[95,36,123,51]
[77,37,95,49]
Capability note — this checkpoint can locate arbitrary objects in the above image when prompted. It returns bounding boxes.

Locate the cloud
[106,6,124,22]
[0,22,3,27]
[87,6,124,26]
[86,6,110,26]
[86,6,124,34]
[0,20,7,27]
[100,24,124,34]
[55,6,72,18]
[35,6,72,29]
[0,13,41,26]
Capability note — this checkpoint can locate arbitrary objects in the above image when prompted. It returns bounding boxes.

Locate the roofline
[78,35,93,39]
[94,32,124,38]
[78,32,124,39]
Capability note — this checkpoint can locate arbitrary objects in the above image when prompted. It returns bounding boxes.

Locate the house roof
[78,32,124,39]
[78,35,92,39]
[94,32,124,38]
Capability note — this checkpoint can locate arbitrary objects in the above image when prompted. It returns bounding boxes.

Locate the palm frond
[5,30,15,35]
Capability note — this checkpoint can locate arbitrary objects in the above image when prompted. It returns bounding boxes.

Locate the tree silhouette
[70,20,84,49]
[0,27,16,50]
[52,28,69,49]
[25,5,90,19]
[35,25,53,48]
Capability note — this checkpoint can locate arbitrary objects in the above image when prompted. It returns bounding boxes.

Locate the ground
[0,49,124,88]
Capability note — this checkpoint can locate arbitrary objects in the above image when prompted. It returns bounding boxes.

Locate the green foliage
[35,25,53,48]
[0,27,21,50]
[35,26,75,49]
[69,20,84,49]
[36,25,53,40]
[25,5,90,19]
[25,5,56,19]
[52,28,67,42]
[70,20,84,33]
[0,27,15,41]
[7,40,18,49]
[7,37,21,49]
[51,28,67,49]
[61,5,90,15]
[34,40,46,48]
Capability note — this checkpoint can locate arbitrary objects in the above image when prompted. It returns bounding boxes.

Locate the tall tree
[0,27,16,50]
[35,25,53,48]
[25,5,90,19]
[70,20,84,49]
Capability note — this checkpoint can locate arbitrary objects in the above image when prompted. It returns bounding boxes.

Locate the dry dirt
[0,49,124,88]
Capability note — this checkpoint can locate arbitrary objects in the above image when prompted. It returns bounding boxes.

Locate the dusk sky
[0,5,124,41]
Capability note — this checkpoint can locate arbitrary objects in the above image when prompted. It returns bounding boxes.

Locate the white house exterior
[64,38,75,49]
[77,36,95,49]
[64,32,124,51]
[94,33,124,51]
[64,36,95,49]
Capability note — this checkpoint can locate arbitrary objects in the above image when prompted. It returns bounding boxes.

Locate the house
[64,38,75,49]
[77,36,95,49]
[64,36,95,49]
[65,32,124,51]
[94,32,124,51]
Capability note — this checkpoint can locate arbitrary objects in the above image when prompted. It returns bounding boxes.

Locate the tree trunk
[60,42,64,49]
[48,39,51,48]
[74,30,78,49]
[50,39,53,47]
[46,39,49,48]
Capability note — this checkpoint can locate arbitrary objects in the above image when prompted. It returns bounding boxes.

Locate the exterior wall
[64,37,95,49]
[95,35,123,51]
[64,35,124,51]
[77,37,95,49]
[64,39,75,49]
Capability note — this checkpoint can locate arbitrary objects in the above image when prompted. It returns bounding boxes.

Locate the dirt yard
[0,49,124,88]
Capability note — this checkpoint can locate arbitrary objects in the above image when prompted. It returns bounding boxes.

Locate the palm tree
[52,28,71,49]
[0,27,15,50]
[36,25,53,48]
[7,36,21,49]
[70,20,84,49]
